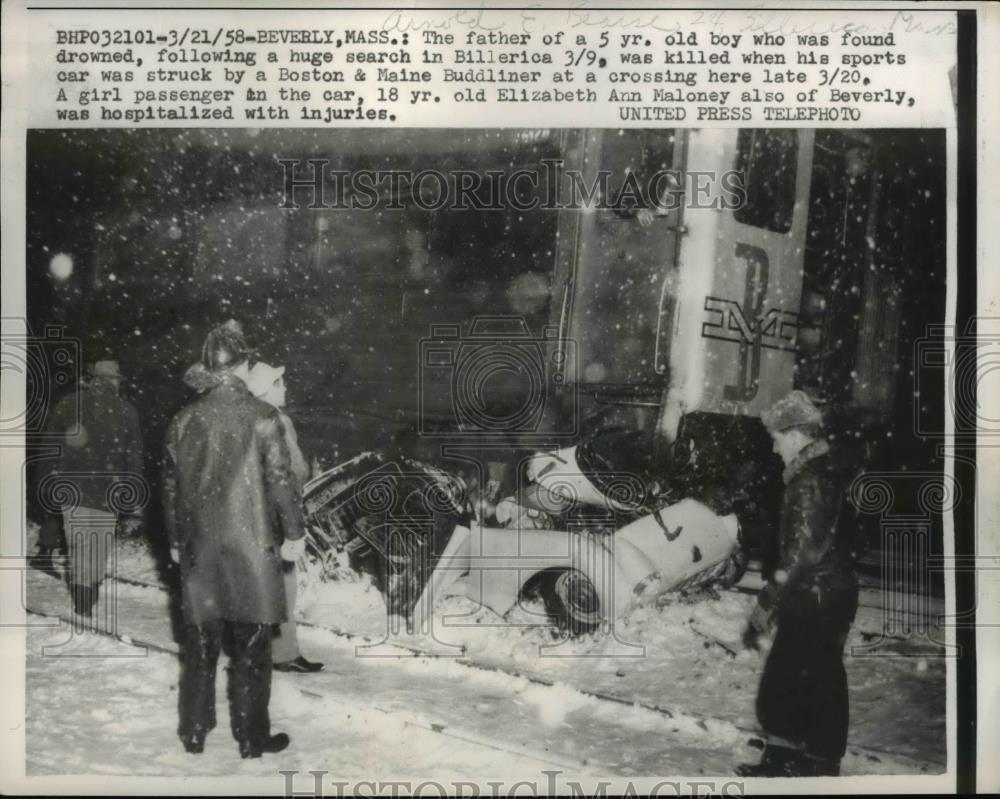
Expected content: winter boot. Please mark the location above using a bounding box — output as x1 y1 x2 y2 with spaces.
798 752 841 776
180 728 208 754
239 732 290 759
273 655 325 673
736 743 806 777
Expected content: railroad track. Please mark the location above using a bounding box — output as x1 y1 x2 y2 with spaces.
53 569 946 772
24 595 589 773
103 572 705 721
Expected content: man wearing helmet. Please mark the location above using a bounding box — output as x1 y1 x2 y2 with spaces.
163 320 306 759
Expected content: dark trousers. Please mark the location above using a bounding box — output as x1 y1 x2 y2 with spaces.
39 514 65 549
178 620 273 746
756 584 858 762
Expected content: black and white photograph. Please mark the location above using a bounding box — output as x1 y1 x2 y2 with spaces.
18 125 951 780
1 1 995 795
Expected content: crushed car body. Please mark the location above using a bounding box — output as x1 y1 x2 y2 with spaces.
302 442 743 634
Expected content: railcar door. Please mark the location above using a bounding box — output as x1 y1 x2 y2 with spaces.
548 129 688 402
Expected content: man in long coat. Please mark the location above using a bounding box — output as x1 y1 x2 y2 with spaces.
163 322 306 758
37 359 144 617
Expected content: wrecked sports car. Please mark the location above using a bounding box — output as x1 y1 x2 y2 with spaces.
302 438 746 635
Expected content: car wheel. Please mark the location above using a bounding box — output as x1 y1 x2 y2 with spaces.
545 569 602 635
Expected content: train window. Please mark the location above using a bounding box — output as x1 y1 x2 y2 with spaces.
733 130 798 233
806 132 872 259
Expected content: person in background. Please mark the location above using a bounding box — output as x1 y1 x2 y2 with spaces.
35 359 144 619
737 390 860 778
29 513 66 579
245 361 324 674
163 321 303 758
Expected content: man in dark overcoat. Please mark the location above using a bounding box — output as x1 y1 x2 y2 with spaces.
738 390 860 777
36 359 144 617
163 321 306 758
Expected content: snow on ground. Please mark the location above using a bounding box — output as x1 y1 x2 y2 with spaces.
111 531 948 765
25 572 769 781
24 624 549 782
23 524 947 777
292 548 946 769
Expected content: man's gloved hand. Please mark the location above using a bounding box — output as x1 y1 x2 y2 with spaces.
169 546 180 565
280 537 306 563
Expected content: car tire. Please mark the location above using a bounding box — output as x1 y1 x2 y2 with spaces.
544 569 602 636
